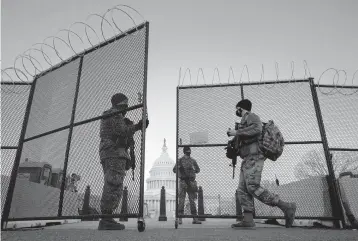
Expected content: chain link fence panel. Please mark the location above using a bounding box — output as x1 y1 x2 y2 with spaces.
317 86 358 226
176 80 339 220
317 87 358 150
3 23 149 221
24 60 80 139
242 82 321 142
1 84 30 217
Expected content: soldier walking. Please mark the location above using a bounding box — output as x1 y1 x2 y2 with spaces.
98 93 148 230
173 146 202 225
227 99 296 229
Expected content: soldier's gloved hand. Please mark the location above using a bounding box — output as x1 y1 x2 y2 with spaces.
125 160 131 171
136 120 143 130
227 128 236 137
136 118 149 130
124 117 133 125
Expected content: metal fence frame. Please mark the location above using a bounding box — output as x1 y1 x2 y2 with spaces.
175 78 358 229
1 22 150 231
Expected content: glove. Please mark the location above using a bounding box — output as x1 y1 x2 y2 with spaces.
124 118 133 125
136 119 149 130
125 159 131 171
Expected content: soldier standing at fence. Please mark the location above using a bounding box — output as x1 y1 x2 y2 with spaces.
227 99 296 229
98 93 149 230
173 146 202 225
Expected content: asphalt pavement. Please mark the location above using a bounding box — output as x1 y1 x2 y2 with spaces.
2 218 357 241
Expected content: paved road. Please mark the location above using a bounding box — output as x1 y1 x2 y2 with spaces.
2 218 357 241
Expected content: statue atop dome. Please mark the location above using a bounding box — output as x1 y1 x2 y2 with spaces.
162 138 168 153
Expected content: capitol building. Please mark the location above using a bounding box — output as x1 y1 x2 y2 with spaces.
144 139 176 218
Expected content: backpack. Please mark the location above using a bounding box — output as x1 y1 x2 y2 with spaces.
178 159 198 194
259 120 284 161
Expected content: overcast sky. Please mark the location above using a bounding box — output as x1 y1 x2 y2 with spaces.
1 0 358 197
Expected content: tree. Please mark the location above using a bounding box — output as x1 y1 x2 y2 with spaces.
294 149 358 180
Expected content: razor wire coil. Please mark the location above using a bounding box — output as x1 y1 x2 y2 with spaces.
178 61 357 96
1 4 146 94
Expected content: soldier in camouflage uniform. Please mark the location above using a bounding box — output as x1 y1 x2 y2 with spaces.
173 146 202 225
98 93 148 230
227 99 296 229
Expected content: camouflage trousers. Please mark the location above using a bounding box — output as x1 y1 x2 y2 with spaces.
178 180 198 215
100 157 126 215
238 153 280 212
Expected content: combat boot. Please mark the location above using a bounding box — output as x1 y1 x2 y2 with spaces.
98 219 125 230
231 212 255 229
277 200 297 228
192 218 202 224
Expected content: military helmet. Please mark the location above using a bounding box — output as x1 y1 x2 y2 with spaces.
111 93 128 106
183 146 191 153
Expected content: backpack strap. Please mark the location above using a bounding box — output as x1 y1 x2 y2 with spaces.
179 158 187 179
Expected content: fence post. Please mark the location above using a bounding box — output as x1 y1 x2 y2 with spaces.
159 186 167 221
120 186 128 221
198 186 205 221
58 56 84 217
309 78 345 228
138 21 150 221
175 86 179 227
240 85 244 100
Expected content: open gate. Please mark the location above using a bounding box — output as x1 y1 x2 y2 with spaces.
1 22 150 232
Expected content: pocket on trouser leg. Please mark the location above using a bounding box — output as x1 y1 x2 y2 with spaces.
246 172 262 195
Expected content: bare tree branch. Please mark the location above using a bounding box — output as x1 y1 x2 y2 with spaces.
294 150 358 180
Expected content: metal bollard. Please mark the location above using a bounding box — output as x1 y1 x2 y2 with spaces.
120 186 128 221
198 186 205 221
81 185 91 221
236 189 243 221
159 186 167 221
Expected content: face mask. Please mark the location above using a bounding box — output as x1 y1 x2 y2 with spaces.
236 109 243 117
115 104 128 116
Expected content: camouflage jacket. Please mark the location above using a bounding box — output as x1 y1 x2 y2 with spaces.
173 156 200 181
235 112 262 158
99 107 138 161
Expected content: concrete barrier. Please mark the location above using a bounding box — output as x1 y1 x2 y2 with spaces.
254 176 332 218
